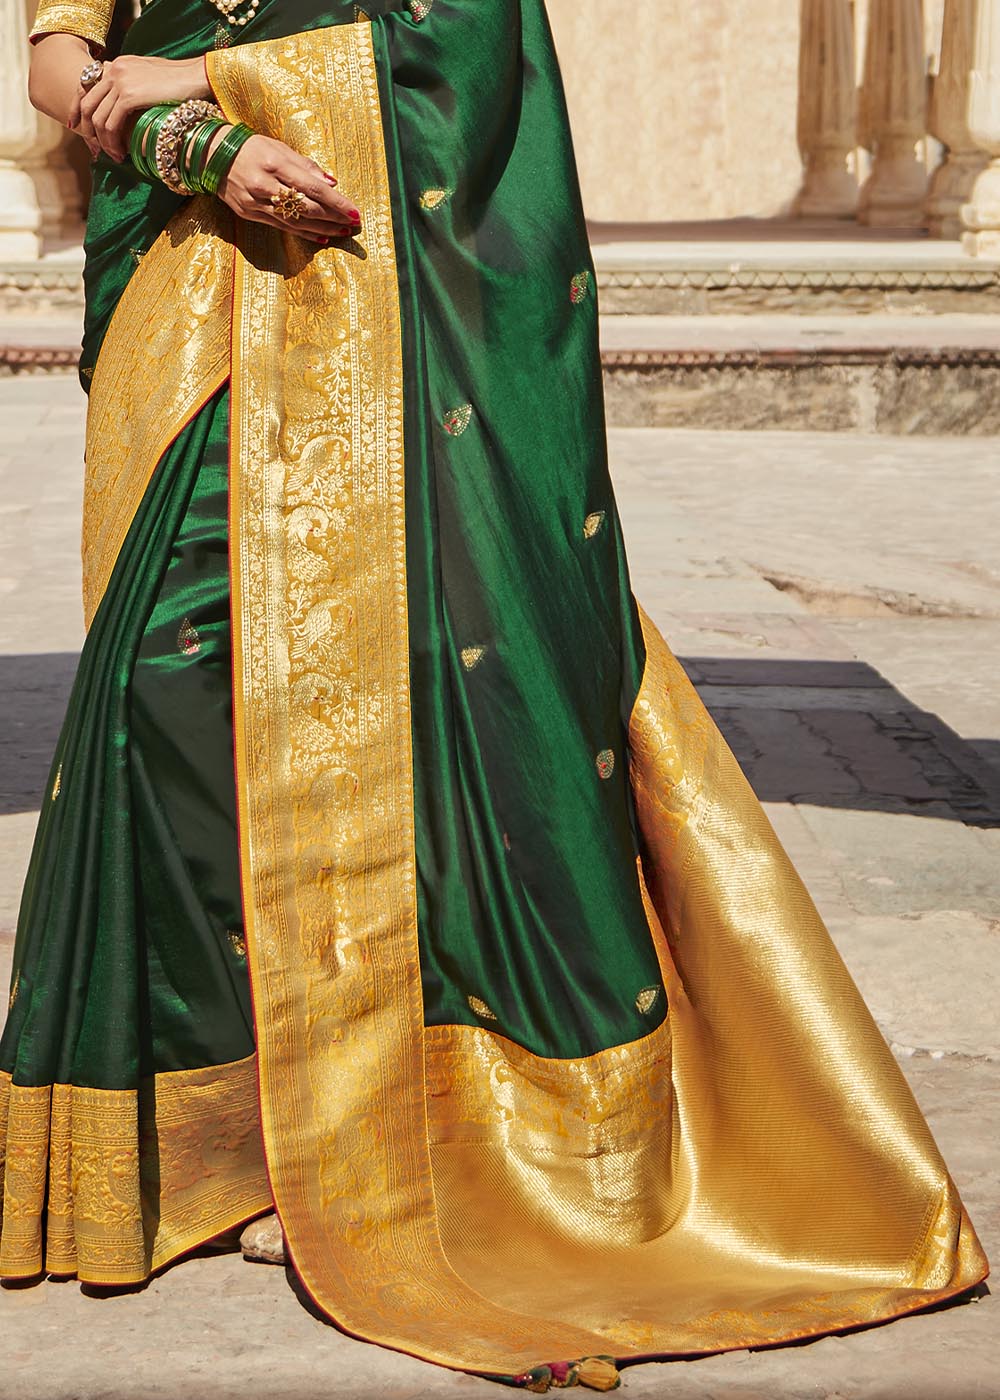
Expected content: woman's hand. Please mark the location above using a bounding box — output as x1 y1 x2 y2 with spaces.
216 133 362 244
70 55 213 163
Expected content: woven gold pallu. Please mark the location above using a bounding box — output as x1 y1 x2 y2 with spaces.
1 13 986 1388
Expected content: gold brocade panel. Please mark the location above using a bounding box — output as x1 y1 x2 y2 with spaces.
0 1058 270 1283
83 201 233 628
421 612 986 1360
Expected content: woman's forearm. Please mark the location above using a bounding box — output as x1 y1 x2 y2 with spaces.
28 33 93 126
30 43 214 162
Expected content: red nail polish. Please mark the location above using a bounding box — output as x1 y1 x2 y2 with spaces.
316 237 330 246
324 174 338 185
348 209 361 222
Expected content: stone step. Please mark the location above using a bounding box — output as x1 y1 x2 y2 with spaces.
592 229 1000 315
5 299 1000 434
599 313 1000 435
6 226 1000 317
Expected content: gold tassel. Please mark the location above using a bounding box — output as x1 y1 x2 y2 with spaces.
572 1357 621 1391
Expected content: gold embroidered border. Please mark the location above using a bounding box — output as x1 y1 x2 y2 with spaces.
29 0 114 47
83 200 233 628
425 1020 676 1249
0 1057 270 1283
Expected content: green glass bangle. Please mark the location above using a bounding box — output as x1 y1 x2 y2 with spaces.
129 104 177 184
129 110 161 183
195 122 254 196
181 118 226 191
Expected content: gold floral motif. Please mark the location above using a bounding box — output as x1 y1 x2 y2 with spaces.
129 247 147 267
0 1057 269 1283
51 764 62 801
213 21 233 48
227 929 247 958
467 994 499 1022
354 4 370 18
595 748 615 780
408 0 433 19
80 365 94 380
7 973 18 1013
569 270 592 304
461 645 486 671
420 187 453 211
635 985 661 1015
583 511 606 539
442 403 473 436
177 617 201 655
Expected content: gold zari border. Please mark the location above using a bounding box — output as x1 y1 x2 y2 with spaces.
0 1057 270 1283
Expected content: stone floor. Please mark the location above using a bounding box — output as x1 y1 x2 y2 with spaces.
0 377 997 1399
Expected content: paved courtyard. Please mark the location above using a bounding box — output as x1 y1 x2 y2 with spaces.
0 373 997 1399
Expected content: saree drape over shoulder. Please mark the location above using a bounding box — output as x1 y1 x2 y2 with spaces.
1 0 987 1388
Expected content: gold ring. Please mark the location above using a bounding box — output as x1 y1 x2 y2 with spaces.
269 185 308 222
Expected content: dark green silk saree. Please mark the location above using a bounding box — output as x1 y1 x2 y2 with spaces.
1 0 987 1389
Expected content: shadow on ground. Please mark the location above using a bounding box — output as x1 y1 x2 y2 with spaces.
683 655 1000 829
1 652 79 815
2 652 998 827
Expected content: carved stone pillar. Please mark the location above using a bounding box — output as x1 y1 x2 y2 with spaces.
858 0 930 224
793 0 859 217
961 0 1000 253
926 0 989 236
47 131 88 239
26 125 86 245
0 0 44 258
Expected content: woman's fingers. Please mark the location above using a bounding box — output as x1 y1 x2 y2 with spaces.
240 200 355 242
254 208 355 240
281 156 362 226
88 87 124 158
98 94 132 161
66 88 83 130
77 73 112 126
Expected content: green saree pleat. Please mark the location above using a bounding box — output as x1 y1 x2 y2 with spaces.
1 385 252 1088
